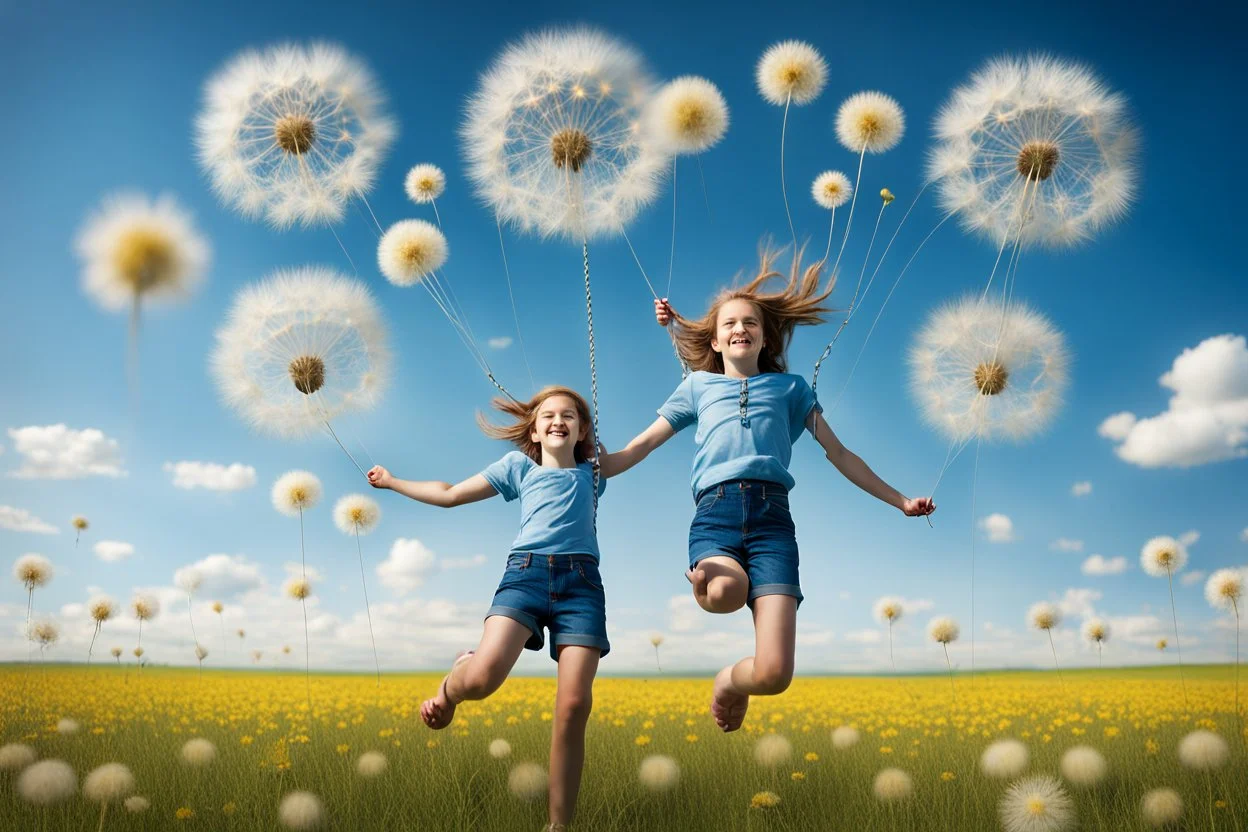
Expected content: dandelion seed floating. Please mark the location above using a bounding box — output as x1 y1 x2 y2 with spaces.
1082 617 1110 668
71 516 89 547
334 494 382 688
1205 568 1244 717
87 595 116 663
13 554 53 634
196 42 396 230
1141 535 1190 709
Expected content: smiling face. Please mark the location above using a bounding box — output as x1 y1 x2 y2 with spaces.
529 394 588 462
711 298 765 366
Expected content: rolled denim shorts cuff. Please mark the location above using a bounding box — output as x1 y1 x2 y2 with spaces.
486 606 541 642
747 583 804 607
550 633 611 659
689 550 747 571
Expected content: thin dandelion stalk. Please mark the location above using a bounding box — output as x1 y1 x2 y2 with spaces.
1167 569 1190 711
1047 629 1066 692
779 91 797 254
355 530 381 690
299 506 311 709
822 206 837 264
942 643 956 707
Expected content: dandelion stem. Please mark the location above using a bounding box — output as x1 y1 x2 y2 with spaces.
654 644 662 673
1047 629 1066 692
430 198 443 229
830 145 868 282
88 623 100 665
666 155 677 300
356 530 381 690
822 206 837 264
299 506 312 711
322 419 367 477
495 217 536 395
779 92 797 256
1206 770 1215 831
942 643 956 707
1167 570 1190 712
695 154 712 224
97 802 108 832
969 437 982 690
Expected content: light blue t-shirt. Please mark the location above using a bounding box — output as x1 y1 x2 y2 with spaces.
658 371 821 499
481 451 606 560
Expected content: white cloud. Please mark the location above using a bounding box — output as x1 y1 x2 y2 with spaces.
377 538 440 594
843 629 882 644
1180 570 1207 587
487 336 513 350
979 513 1017 543
6 425 125 479
443 555 488 570
282 562 326 584
1057 588 1102 618
164 461 256 491
1050 538 1084 552
838 591 851 601
93 540 134 562
796 629 835 647
0 505 59 534
1178 530 1200 548
1081 555 1127 576
1071 481 1092 497
174 554 265 597
1098 334 1248 467
668 595 701 633
1241 527 1248 543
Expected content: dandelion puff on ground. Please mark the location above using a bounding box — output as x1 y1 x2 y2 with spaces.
1177 730 1229 770
832 725 860 749
56 718 79 735
836 92 906 154
181 738 217 767
873 768 913 802
508 762 548 801
1140 788 1183 828
124 796 150 814
647 76 729 155
749 791 782 810
981 739 1029 779
813 171 852 210
754 734 793 767
999 775 1075 832
1059 746 1107 787
0 744 37 771
405 164 446 204
17 760 76 806
638 754 680 792
488 739 512 759
756 41 826 105
83 762 136 803
356 751 387 778
378 220 448 286
279 791 325 830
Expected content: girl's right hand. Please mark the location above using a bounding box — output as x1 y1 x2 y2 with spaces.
367 465 392 489
654 297 673 327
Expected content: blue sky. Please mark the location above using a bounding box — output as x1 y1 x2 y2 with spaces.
0 0 1243 675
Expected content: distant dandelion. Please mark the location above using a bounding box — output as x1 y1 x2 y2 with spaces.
488 739 512 759
0 744 37 771
1059 746 1107 787
1028 602 1065 685
832 726 861 750
638 754 680 792
647 76 729 155
87 595 116 662
124 796 150 814
252 649 264 663
181 738 217 767
17 759 76 806
130 594 158 659
508 762 548 801
56 718 79 735
981 739 1029 779
213 601 227 657
649 633 664 672
71 516 89 547
110 646 122 665
756 41 826 106
929 616 960 705
813 171 853 210
874 596 905 672
282 644 292 655
1177 730 1228 771
1156 638 1167 652
999 775 1074 832
749 791 782 810
279 791 325 830
1082 618 1110 667
29 620 60 658
405 164 446 205
1205 567 1244 715
754 734 793 767
377 220 448 287
872 768 913 802
1141 535 1190 709
1140 788 1183 828
356 751 387 778
274 471 323 517
286 578 313 600
194 644 209 677
14 554 53 634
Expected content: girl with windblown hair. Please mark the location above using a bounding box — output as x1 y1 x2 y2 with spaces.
601 248 934 732
368 385 611 832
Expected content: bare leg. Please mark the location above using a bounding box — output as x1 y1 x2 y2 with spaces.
421 615 531 729
687 555 749 614
711 594 797 732
548 645 600 828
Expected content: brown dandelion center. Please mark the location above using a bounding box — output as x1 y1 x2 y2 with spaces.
288 355 325 395
1017 140 1059 181
858 114 882 139
973 361 1009 395
417 177 436 193
399 242 431 270
115 229 176 291
1026 798 1046 817
674 101 709 135
275 115 317 155
1157 551 1174 566
783 67 803 85
551 128 593 172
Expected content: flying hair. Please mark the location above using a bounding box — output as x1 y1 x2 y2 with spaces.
477 385 596 465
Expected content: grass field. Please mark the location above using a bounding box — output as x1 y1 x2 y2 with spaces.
0 664 1244 830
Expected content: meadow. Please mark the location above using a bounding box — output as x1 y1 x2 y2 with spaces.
0 664 1244 831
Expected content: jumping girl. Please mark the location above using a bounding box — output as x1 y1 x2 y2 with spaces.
367 385 609 832
600 249 934 732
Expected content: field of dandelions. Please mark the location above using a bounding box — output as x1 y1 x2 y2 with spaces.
1 665 1244 831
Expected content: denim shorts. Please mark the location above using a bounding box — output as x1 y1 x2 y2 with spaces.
487 553 611 660
688 480 802 608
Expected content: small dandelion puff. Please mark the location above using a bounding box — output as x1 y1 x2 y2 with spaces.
1141 536 1188 576
508 762 548 801
929 616 960 644
1205 568 1243 610
756 41 826 105
836 92 906 154
750 791 782 809
0 743 37 771
72 516 89 546
14 554 53 590
1156 638 1167 651
981 739 1030 779
812 171 852 209
649 634 664 647
333 494 381 535
211 601 223 614
132 647 144 659
285 577 314 600
872 768 914 802
1059 746 1107 787
638 754 680 792
130 595 158 621
488 739 512 759
1028 602 1061 631
1177 730 1229 770
89 596 116 624
874 596 905 624
17 759 77 806
30 620 61 652
124 795 150 814
999 775 1075 832
647 76 729 155
1140 788 1183 828
282 644 292 655
404 164 446 204
252 649 264 663
1082 618 1109 644
181 738 217 767
279 791 325 830
56 718 79 735
195 644 209 662
272 471 323 516
356 751 387 778
83 763 136 804
110 647 122 661
377 220 448 286
754 734 793 767
832 726 861 750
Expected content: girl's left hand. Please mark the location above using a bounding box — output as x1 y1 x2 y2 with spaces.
902 497 935 517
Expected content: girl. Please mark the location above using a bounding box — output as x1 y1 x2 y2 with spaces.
600 249 934 733
367 385 610 832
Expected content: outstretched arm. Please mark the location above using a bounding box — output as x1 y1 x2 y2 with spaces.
599 417 676 478
807 411 935 517
367 465 497 508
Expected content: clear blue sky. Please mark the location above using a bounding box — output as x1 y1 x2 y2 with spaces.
1 0 1243 674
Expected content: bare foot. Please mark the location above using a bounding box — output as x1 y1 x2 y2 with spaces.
710 665 749 732
421 651 474 730
686 567 709 608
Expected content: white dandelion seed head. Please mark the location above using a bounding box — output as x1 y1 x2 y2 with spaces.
252 649 263 662
646 76 729 155
178 568 203 593
831 725 860 749
181 738 217 766
999 775 1075 832
928 616 960 644
83 763 136 804
649 633 664 647
1059 745 1107 787
836 91 905 154
279 790 325 830
1204 568 1244 610
377 220 448 286
638 754 680 791
872 768 913 802
756 40 827 106
1140 788 1183 828
753 734 793 767
285 577 314 601
88 595 116 623
124 795 150 813
197 42 396 230
14 554 53 589
75 192 210 312
404 163 446 204
1082 618 1110 644
1177 730 1229 771
488 739 512 759
212 267 391 439
508 762 548 801
30 620 60 647
1140 536 1188 577
463 26 666 242
873 596 905 624
909 296 1069 444
812 170 852 209
55 718 78 734
16 760 77 806
212 601 224 614
72 516 89 531
272 470 323 516
132 647 144 658
931 54 1137 250
130 594 159 621
356 751 388 778
334 494 381 535
110 647 123 658
194 644 209 661
1028 601 1062 631
981 739 1030 779
0 743 37 771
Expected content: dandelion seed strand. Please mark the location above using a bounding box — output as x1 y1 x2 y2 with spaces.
779 92 798 256
359 195 386 237
430 199 442 229
695 154 713 224
298 506 312 711
943 642 956 707
830 145 868 281
495 217 537 394
969 436 982 689
822 206 837 265
356 529 381 690
666 155 677 300
1047 628 1066 692
321 418 367 477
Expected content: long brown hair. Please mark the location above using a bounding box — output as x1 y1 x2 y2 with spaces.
477 385 595 465
668 245 836 374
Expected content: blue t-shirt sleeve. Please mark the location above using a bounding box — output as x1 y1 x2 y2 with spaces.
657 375 697 432
790 375 822 440
480 451 528 502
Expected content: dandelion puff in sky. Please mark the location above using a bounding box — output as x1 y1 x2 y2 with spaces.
1177 730 1229 770
334 494 381 534
1141 536 1187 576
981 739 1030 779
356 751 387 778
181 738 216 767
930 54 1137 250
929 617 960 644
71 516 89 546
647 76 729 155
756 41 826 105
909 296 1068 444
31 620 60 654
999 775 1075 832
14 554 52 632
1028 602 1061 630
1140 788 1182 828
872 768 913 802
196 42 396 229
489 739 512 759
124 796 150 814
279 791 325 830
638 754 680 792
754 734 793 767
873 596 904 624
285 577 314 600
832 726 860 749
212 267 391 440
377 220 448 286
463 26 665 242
0 744 37 771
836 92 905 154
17 760 76 806
273 471 323 516
1204 568 1243 609
508 762 548 800
83 762 136 804
812 171 852 210
1059 746 1107 787
405 164 446 204
1082 618 1109 644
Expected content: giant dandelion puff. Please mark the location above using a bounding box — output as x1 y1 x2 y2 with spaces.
211 267 390 472
333 493 382 687
1205 568 1244 717
274 470 321 706
13 554 53 635
1141 535 1189 709
999 775 1075 832
196 42 396 230
87 595 116 663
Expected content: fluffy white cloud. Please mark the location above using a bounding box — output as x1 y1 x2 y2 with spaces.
843 629 883 644
163 461 256 491
487 336 513 350
443 555 488 570
1050 538 1084 552
173 554 264 597
1071 481 1092 497
1081 555 1127 576
1098 334 1248 467
93 540 134 562
668 595 701 633
1178 530 1200 548
5 425 124 479
0 505 59 534
1180 570 1207 587
979 513 1017 543
1057 588 1102 618
377 538 440 594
